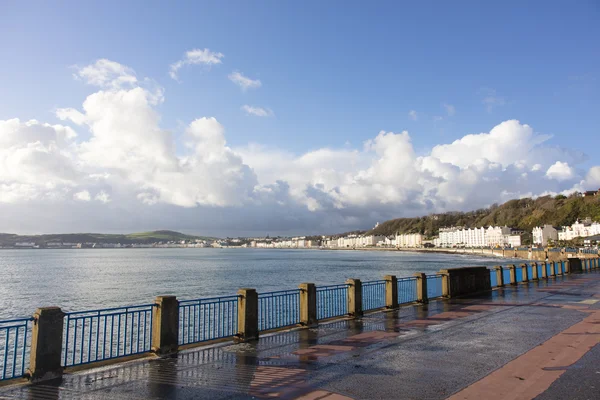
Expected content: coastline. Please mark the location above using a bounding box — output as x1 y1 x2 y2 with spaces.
316 246 512 259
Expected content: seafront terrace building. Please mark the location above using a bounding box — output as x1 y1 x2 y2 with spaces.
532 225 558 246
558 219 600 241
433 226 520 248
395 233 423 248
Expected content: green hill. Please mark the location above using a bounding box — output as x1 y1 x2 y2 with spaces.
368 193 600 240
0 230 217 246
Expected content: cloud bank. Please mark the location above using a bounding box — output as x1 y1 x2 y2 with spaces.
1 59 597 236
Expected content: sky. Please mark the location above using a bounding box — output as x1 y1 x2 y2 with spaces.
0 0 599 237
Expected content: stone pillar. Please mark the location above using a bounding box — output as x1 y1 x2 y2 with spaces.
520 264 529 283
493 266 504 287
508 264 517 285
541 262 548 278
557 261 563 276
27 307 65 382
549 261 556 277
531 262 539 280
298 283 317 327
346 279 363 317
441 272 450 297
384 275 398 309
565 259 571 274
152 296 179 354
236 289 259 342
414 273 429 304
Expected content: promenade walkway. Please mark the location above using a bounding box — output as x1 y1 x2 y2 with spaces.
1 271 599 399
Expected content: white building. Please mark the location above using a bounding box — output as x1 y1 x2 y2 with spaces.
505 235 522 247
15 242 36 247
532 225 558 246
435 226 517 248
558 219 600 241
395 233 423 248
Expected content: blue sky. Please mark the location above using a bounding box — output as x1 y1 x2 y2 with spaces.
0 1 599 235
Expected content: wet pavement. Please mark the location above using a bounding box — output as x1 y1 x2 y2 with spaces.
1 271 599 400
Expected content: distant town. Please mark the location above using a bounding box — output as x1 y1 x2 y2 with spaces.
2 190 599 251
2 217 599 251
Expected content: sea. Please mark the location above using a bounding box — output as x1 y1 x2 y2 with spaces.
0 248 506 319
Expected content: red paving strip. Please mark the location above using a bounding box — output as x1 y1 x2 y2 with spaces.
447 308 600 400
294 390 354 399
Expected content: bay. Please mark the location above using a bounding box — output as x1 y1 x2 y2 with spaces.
0 248 507 319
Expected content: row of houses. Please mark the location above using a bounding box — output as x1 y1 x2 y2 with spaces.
320 233 424 248
432 226 522 248
249 237 320 248
533 218 600 246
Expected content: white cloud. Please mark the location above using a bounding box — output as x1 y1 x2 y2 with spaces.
430 120 550 168
545 161 576 181
74 190 91 201
583 167 600 189
443 103 455 116
241 105 273 117
74 59 137 89
228 71 261 90
95 191 111 203
169 48 224 80
408 110 418 121
1 58 597 235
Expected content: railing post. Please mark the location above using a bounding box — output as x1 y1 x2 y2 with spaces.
557 261 563 276
345 279 363 317
151 296 179 355
441 272 450 297
384 275 398 309
520 264 529 283
493 266 504 287
531 262 539 280
508 264 517 285
541 262 548 278
550 261 556 277
414 273 428 304
27 307 64 382
236 289 259 342
298 283 317 327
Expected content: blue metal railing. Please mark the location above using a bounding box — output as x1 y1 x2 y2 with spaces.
427 274 443 298
316 284 348 320
549 248 561 252
502 268 511 284
490 268 498 287
258 290 300 331
362 280 386 311
527 264 533 280
62 304 153 367
398 277 417 304
0 318 32 381
179 296 238 345
515 267 523 283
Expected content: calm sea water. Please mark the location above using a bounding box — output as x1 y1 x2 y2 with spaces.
0 248 505 319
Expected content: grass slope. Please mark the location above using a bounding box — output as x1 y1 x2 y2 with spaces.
368 193 600 239
0 230 217 246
